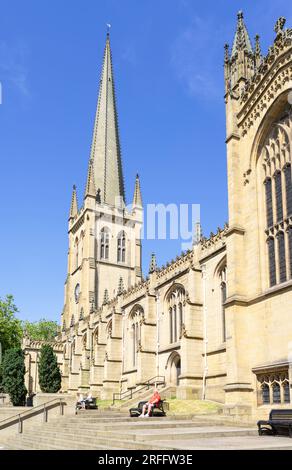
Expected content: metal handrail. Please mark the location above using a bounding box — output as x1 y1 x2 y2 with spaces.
0 397 65 433
112 375 165 405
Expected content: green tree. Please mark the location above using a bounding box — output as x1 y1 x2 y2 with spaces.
0 295 22 356
2 348 27 405
38 345 61 393
22 319 59 341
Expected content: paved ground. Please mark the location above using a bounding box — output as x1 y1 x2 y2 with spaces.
1 410 292 450
161 435 292 450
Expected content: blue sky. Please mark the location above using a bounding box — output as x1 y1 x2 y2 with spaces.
0 0 291 322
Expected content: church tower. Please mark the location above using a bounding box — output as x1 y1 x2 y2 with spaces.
223 12 292 409
62 32 143 329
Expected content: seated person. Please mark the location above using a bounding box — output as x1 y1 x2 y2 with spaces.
139 389 161 417
76 393 86 411
84 392 93 406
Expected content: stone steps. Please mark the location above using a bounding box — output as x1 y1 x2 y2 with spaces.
1 425 258 450
16 423 257 441
3 433 170 450
0 409 264 450
32 419 207 432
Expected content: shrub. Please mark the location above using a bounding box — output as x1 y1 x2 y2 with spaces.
2 348 27 406
38 345 61 393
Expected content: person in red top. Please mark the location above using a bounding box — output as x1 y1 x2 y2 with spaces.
139 389 161 417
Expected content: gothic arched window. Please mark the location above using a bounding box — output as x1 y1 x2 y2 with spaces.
284 380 290 404
80 231 84 264
74 237 79 270
167 286 185 344
178 303 183 337
260 114 292 287
169 307 173 344
288 227 292 277
100 228 109 260
117 231 126 263
284 164 292 216
129 305 144 367
264 178 273 228
257 371 290 406
261 383 270 405
267 237 276 286
277 231 287 283
272 382 281 404
274 170 283 223
219 266 227 343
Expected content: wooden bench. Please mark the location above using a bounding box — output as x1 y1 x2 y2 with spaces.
129 399 168 417
257 409 292 437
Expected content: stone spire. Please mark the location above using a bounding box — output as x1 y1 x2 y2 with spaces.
132 174 143 208
149 253 157 274
84 159 96 199
225 11 255 93
231 11 253 59
88 31 125 206
69 185 78 219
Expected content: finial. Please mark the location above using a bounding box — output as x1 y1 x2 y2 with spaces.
106 23 111 35
193 222 202 245
70 184 78 219
237 11 244 20
224 43 229 62
117 277 124 295
132 173 143 208
103 289 109 305
274 17 286 35
149 253 157 274
255 34 261 57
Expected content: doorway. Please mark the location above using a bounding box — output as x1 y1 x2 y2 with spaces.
167 352 181 386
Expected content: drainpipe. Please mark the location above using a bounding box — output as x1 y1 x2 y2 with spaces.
122 311 125 375
34 352 38 393
202 264 208 400
155 291 160 383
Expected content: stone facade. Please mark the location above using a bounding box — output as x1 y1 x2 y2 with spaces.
23 13 292 419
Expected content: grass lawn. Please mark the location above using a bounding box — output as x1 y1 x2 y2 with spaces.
95 399 122 409
94 398 222 416
166 399 222 415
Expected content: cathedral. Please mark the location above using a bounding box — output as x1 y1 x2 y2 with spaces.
23 12 292 419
